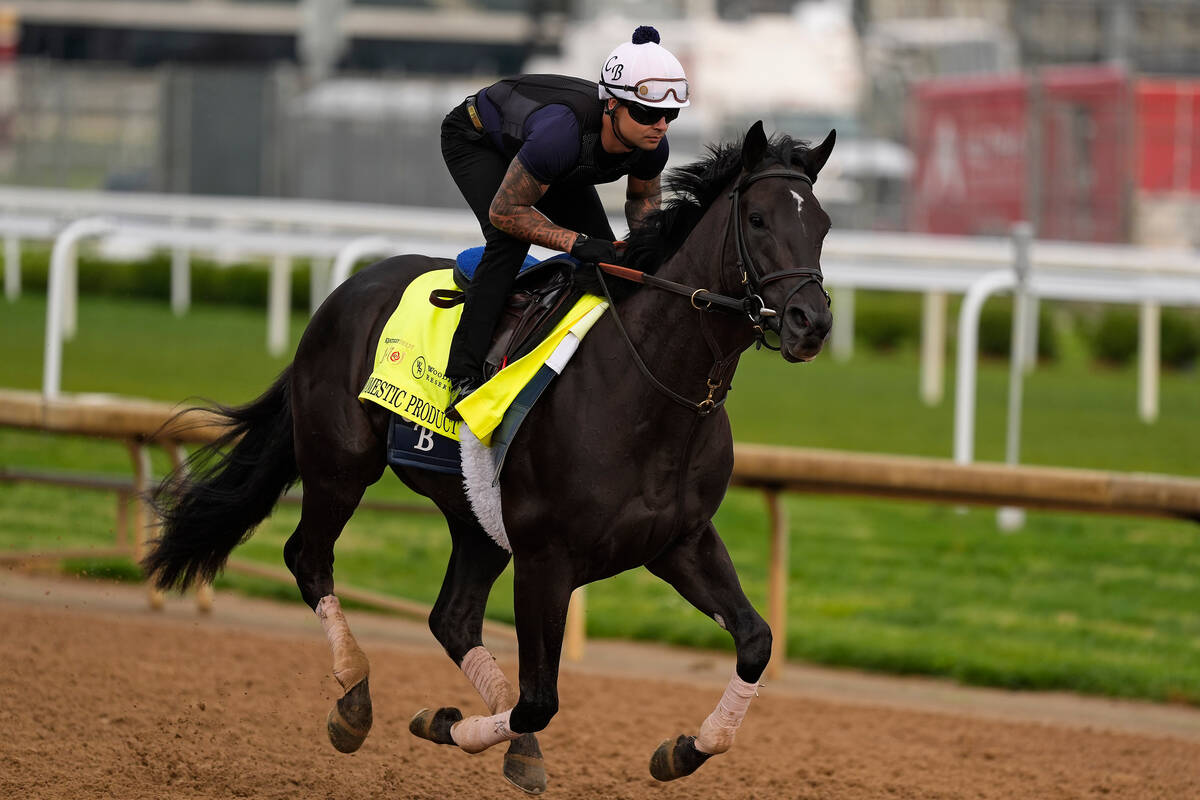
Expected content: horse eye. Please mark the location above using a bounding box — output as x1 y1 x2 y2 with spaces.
749 213 765 228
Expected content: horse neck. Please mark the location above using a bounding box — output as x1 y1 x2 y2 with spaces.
614 190 755 404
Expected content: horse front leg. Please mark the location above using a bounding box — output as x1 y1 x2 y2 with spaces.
408 518 547 793
644 521 772 781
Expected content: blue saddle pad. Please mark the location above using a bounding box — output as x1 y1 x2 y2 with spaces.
387 415 461 475
455 247 541 282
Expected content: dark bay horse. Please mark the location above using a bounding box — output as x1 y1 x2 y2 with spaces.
144 121 835 793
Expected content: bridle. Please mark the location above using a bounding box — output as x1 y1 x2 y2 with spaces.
595 165 830 415
726 168 831 349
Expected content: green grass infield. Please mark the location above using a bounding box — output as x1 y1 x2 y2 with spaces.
2 292 1198 705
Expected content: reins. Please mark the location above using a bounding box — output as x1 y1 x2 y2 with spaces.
593 264 741 415
594 166 828 416
596 262 766 318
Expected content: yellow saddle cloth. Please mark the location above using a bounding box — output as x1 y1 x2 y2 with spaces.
358 268 607 445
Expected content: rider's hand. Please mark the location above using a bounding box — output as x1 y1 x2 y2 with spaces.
569 233 620 265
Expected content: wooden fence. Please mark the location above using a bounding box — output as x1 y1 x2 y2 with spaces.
3 389 1198 676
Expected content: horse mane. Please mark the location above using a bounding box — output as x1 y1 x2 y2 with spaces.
576 132 810 302
625 133 810 275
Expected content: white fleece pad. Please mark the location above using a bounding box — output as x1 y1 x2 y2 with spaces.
459 423 510 552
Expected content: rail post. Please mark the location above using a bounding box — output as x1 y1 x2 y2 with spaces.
166 441 213 612
1138 300 1160 423
4 231 18 300
170 216 190 316
999 222 1033 531
831 286 854 362
953 269 1016 465
267 249 292 357
920 290 947 406
765 489 789 680
127 441 166 611
44 217 116 398
310 256 331 314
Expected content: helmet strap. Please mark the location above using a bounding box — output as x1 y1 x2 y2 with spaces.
605 101 636 151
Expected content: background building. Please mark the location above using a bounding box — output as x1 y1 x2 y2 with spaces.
0 0 1196 242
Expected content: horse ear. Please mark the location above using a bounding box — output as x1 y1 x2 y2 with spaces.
799 129 836 182
742 121 768 171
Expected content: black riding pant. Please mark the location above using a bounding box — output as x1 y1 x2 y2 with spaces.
440 99 615 382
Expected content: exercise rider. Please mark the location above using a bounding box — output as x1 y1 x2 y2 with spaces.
439 25 691 420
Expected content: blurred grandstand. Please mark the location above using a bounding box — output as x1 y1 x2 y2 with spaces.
0 0 1196 241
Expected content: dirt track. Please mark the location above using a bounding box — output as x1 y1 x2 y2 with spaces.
2 569 1199 800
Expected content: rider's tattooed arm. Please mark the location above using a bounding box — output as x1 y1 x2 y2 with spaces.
489 159 580 252
625 174 661 233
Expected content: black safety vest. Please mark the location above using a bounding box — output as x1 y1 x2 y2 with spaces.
483 74 657 186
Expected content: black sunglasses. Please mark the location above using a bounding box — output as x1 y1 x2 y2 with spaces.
622 101 679 126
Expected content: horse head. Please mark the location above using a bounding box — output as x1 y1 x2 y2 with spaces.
735 121 835 363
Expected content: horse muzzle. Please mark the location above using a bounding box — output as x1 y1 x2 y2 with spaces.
779 301 832 363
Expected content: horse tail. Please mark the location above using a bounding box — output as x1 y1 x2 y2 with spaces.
143 368 299 590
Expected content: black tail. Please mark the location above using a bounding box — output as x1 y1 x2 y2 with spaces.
143 368 299 590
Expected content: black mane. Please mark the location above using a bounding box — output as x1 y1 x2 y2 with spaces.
577 133 810 302
624 133 810 275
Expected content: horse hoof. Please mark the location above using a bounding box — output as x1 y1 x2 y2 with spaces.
327 677 373 753
503 733 547 794
408 706 463 746
649 734 712 782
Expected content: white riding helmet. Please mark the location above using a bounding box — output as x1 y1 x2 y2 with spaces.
598 26 690 109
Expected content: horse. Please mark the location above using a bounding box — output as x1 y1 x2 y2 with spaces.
143 120 835 793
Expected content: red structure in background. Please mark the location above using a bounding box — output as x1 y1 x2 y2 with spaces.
1036 67 1129 242
907 75 1028 237
0 7 16 164
908 66 1135 243
1137 80 1200 196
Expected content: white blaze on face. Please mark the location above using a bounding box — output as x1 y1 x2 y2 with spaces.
790 189 805 218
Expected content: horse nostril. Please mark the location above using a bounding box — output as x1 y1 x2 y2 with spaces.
787 306 810 328
815 310 833 338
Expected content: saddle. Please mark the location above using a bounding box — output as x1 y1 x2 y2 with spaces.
432 248 588 382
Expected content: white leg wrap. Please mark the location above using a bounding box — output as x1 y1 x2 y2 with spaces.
316 595 369 691
694 672 760 755
450 708 519 754
461 646 517 714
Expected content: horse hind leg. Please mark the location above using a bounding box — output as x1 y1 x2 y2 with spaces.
438 552 576 778
285 464 383 754
458 647 545 794
644 522 772 781
410 647 546 792
318 594 373 753
407 516 547 794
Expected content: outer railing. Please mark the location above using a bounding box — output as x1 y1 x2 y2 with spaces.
7 189 1200 524
3 389 1196 677
7 188 1198 418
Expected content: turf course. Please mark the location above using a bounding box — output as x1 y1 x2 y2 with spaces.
2 292 1198 704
